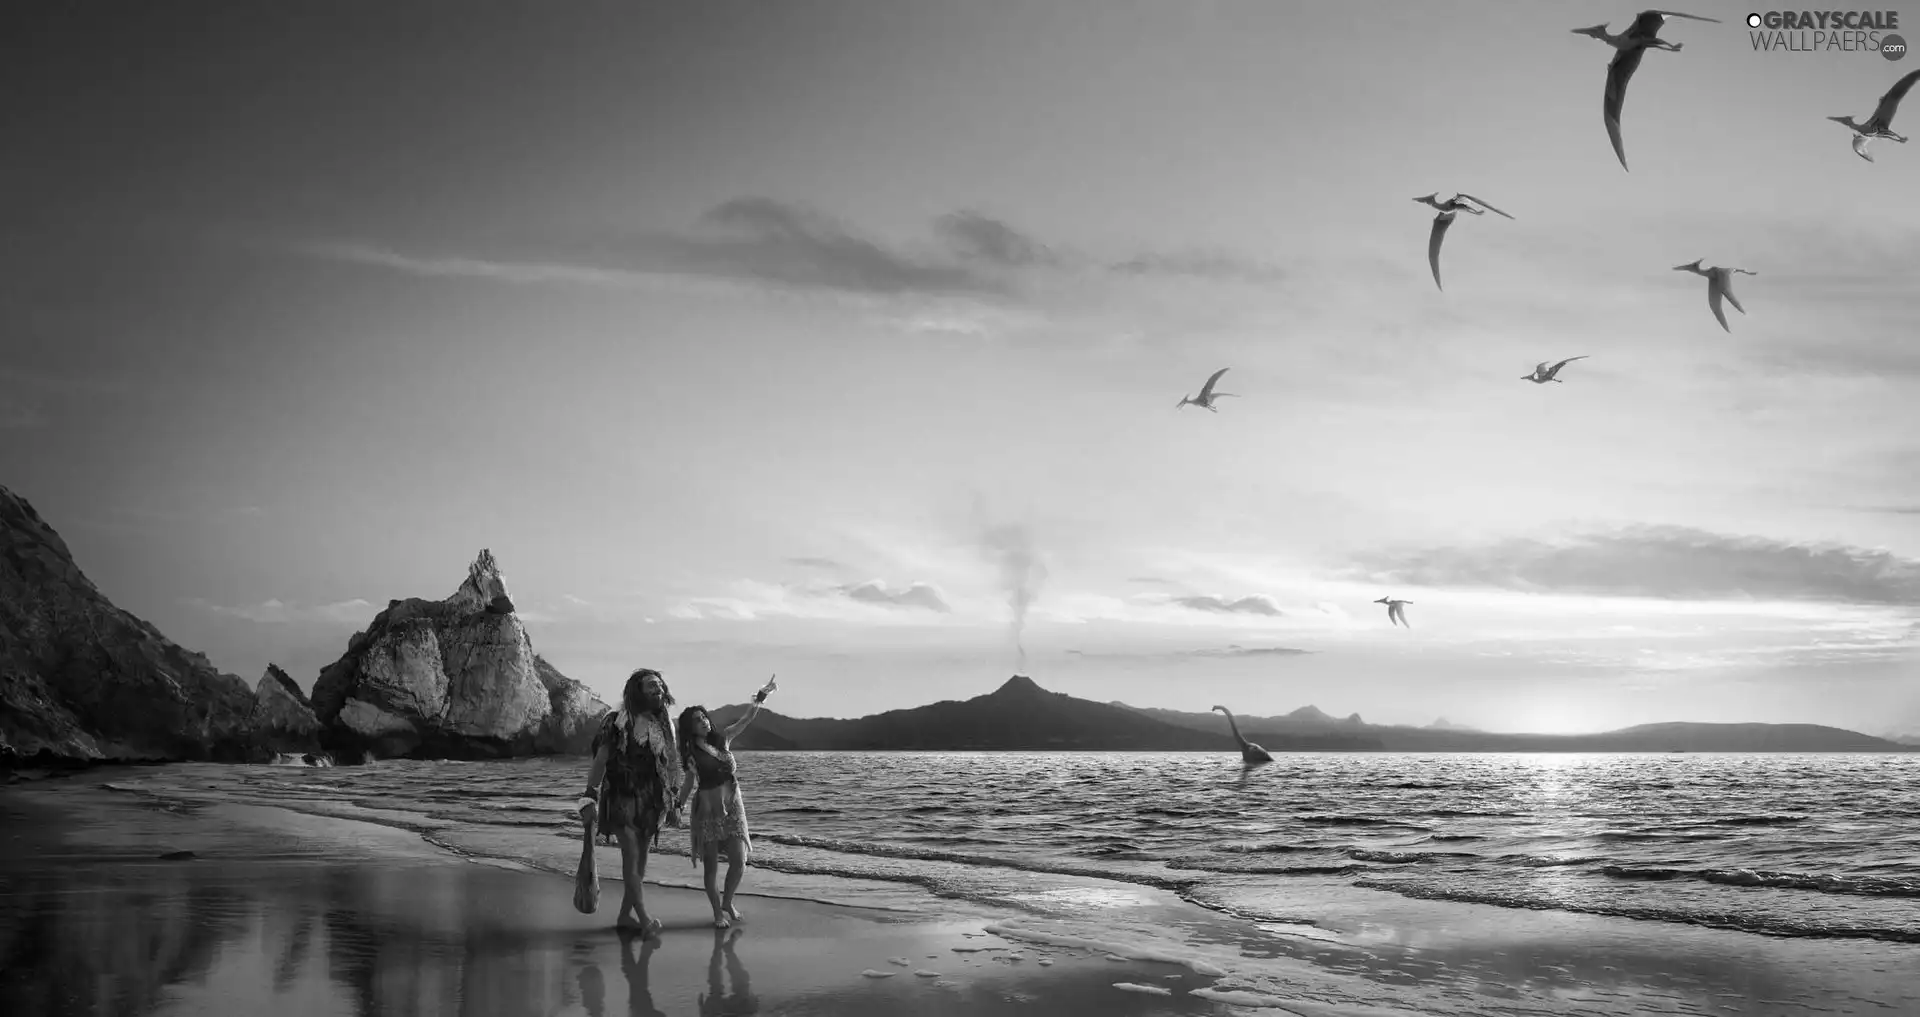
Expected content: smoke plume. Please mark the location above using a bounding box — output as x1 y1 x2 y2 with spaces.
978 520 1048 671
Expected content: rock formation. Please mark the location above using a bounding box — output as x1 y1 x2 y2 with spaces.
0 485 259 764
249 663 325 757
309 549 608 762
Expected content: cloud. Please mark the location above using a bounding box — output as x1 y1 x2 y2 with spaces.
1854 505 1920 515
837 579 951 612
299 241 659 290
1344 524 1920 606
669 577 955 622
1065 643 1312 660
657 198 1009 297
1107 249 1287 284
1187 644 1312 658
788 556 844 571
296 199 1281 307
1034 589 1358 633
1170 593 1286 617
191 597 374 625
933 210 1062 269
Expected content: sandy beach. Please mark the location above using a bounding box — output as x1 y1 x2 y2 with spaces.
0 773 1244 1017
4 768 1917 1017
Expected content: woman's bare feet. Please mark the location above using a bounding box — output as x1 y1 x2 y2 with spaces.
618 913 663 937
723 904 744 923
712 912 731 929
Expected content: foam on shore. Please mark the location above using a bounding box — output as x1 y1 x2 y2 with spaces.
23 767 1920 1017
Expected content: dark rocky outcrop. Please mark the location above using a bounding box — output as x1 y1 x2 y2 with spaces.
309 549 608 762
0 485 259 765
249 663 324 757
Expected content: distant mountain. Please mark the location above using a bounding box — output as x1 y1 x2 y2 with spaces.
1117 703 1912 753
709 675 1231 751
702 676 1916 753
1426 717 1479 732
1112 703 1384 750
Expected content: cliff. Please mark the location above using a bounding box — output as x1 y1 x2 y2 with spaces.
0 485 258 764
308 550 608 762
249 663 324 757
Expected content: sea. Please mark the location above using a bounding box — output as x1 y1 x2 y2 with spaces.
97 750 1920 1012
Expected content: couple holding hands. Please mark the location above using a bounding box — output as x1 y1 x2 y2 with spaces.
578 668 777 934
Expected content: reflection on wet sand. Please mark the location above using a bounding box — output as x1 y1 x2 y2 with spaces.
615 928 665 1017
699 927 757 1016
0 859 637 1017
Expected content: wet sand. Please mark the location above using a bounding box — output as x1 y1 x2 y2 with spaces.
0 777 1239 1017
3 772 1917 1017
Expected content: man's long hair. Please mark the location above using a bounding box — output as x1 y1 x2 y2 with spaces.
621 668 674 720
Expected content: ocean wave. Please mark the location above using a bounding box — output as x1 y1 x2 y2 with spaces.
1213 841 1331 855
1345 849 1478 864
1294 815 1428 829
1604 865 1920 898
1594 830 1730 842
1499 853 1606 868
1165 855 1373 877
760 833 1198 891
1353 878 1920 944
80 752 1920 958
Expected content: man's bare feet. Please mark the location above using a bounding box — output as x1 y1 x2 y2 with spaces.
713 913 731 929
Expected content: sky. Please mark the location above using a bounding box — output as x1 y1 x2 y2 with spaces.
3 0 1917 735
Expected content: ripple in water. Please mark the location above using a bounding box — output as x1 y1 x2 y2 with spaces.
102 750 1920 944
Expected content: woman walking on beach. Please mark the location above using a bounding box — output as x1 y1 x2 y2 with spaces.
673 676 775 928
579 668 683 935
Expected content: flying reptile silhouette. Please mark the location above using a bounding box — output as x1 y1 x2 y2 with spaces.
1672 260 1757 332
1412 193 1514 291
1575 10 1722 171
1522 356 1589 384
1177 368 1236 412
1829 68 1920 162
1373 597 1412 628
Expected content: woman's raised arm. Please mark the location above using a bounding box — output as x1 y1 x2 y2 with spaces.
723 700 763 743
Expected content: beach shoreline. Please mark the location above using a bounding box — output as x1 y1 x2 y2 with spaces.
0 773 1258 1017
4 767 1918 1017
